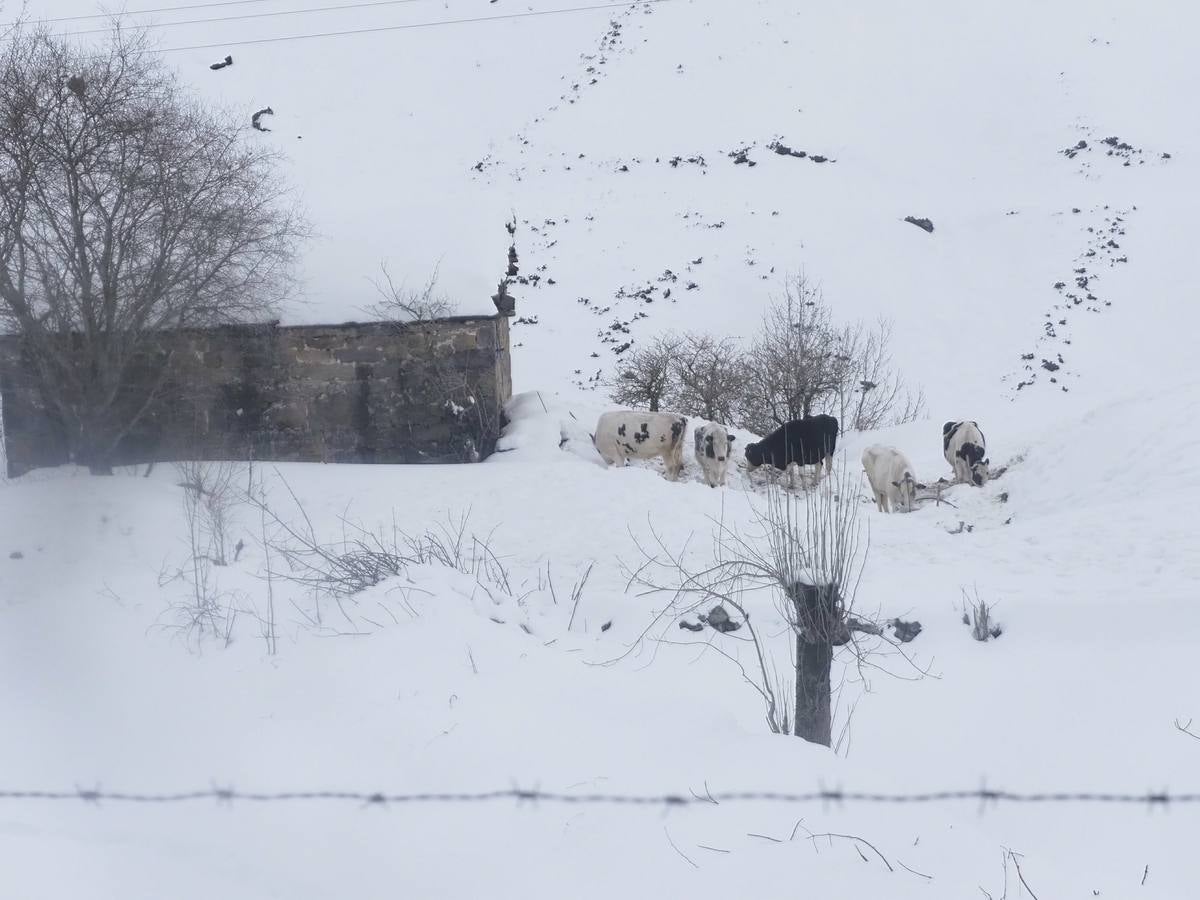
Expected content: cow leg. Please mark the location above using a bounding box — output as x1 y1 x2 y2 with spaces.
876 490 887 513
824 454 832 477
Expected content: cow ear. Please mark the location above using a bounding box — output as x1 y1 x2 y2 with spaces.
728 434 736 442
891 480 900 488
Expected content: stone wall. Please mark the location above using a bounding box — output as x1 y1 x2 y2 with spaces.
0 315 512 477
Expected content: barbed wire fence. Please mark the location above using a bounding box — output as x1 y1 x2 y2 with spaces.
2 785 1197 809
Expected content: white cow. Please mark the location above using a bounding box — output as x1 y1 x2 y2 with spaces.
862 445 918 513
693 422 735 488
593 410 688 480
943 420 989 486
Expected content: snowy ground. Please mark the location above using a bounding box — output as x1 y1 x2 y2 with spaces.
4 1 1200 897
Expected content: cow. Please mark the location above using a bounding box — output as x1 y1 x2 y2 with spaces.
693 423 735 488
593 410 688 480
743 415 839 484
943 420 989 486
862 445 918 513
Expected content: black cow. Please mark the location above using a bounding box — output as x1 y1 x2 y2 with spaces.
943 420 989 485
744 414 839 477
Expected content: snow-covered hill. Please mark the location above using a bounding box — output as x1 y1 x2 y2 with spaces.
4 1 1200 897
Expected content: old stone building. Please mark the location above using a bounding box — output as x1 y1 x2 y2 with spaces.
0 313 512 477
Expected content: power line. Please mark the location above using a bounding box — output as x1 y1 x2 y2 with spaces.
6 0 283 26
153 0 670 53
2 785 1198 808
63 0 437 37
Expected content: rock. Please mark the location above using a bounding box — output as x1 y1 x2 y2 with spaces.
904 216 935 233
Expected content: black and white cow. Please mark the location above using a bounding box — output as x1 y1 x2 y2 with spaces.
693 422 735 488
743 414 839 480
593 410 688 480
943 421 989 486
862 445 918 513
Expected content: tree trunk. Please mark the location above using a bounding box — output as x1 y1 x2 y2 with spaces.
791 582 837 746
794 631 832 745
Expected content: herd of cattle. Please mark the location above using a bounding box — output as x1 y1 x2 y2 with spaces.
590 410 990 512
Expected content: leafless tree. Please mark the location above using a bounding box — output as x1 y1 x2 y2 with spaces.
736 275 925 435
669 332 744 423
738 276 843 434
608 332 681 412
366 261 455 323
831 318 926 431
0 26 304 473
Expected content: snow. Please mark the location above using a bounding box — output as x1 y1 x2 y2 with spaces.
4 0 1200 897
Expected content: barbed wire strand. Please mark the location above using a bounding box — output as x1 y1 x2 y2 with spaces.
1 786 1196 807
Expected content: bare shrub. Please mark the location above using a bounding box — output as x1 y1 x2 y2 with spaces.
608 333 681 412
366 261 455 323
669 332 745 423
245 473 511 616
174 460 244 566
159 461 249 648
0 26 304 474
832 318 926 430
962 587 1002 641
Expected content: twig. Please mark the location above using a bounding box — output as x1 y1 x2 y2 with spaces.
747 832 782 843
663 827 698 868
898 859 932 880
1175 718 1200 741
697 844 730 854
1141 864 1149 886
1006 849 1039 900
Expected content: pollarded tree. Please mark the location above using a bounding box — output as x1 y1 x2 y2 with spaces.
0 27 304 473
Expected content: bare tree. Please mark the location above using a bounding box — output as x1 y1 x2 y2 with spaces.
366 261 455 323
739 276 842 434
0 27 304 473
832 318 926 431
670 332 744 423
736 275 925 435
608 332 681 412
621 462 923 747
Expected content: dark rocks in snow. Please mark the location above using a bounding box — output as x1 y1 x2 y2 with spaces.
1041 358 1060 372
889 618 923 643
769 141 806 158
251 107 274 132
678 620 705 632
8 551 22 560
904 216 935 233
729 147 756 166
209 55 233 71
701 604 742 633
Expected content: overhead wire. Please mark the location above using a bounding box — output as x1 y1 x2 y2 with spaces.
63 0 438 37
5 0 284 26
149 0 671 54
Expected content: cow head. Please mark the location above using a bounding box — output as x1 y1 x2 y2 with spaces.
744 441 763 467
971 459 990 487
891 472 917 512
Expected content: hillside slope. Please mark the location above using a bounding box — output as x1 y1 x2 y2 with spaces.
4 1 1199 897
